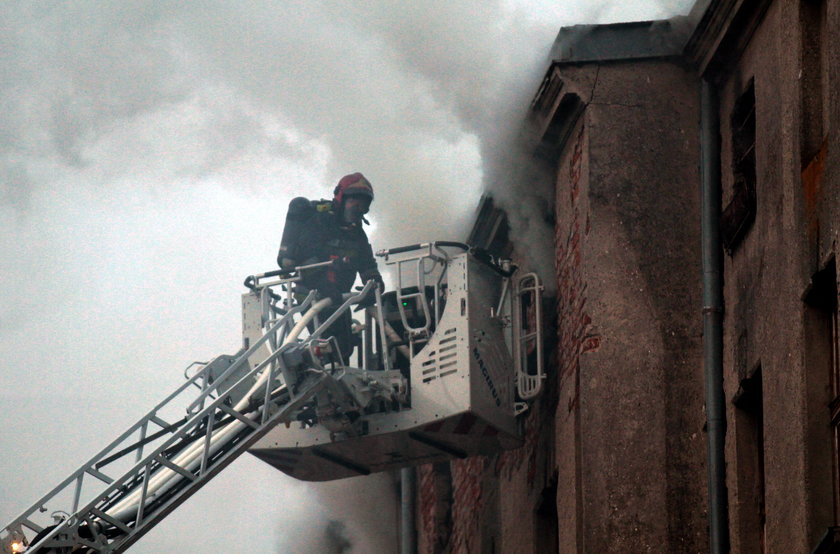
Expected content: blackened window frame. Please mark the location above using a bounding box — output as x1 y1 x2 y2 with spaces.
722 80 757 255
804 257 840 551
733 364 766 552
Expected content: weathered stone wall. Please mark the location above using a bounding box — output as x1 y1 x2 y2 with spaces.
416 58 706 553
715 1 840 551
415 2 840 552
561 59 705 553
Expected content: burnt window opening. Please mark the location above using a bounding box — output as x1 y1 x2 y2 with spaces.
722 81 757 255
804 258 840 549
534 93 584 167
832 275 840 531
535 473 559 554
467 195 512 260
733 365 765 552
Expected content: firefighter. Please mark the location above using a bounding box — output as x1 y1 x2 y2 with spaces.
277 172 383 360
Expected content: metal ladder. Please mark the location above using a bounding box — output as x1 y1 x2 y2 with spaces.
0 285 373 554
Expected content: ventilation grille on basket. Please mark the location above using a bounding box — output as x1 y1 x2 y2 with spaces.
421 327 459 383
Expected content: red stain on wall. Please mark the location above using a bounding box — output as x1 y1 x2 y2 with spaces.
557 122 600 408
496 121 598 492
448 457 485 553
802 141 826 244
417 114 599 554
419 464 437 550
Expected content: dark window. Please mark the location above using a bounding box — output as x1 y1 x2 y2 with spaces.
535 473 559 554
533 93 584 166
733 365 765 552
832 292 840 527
722 81 757 254
804 258 840 552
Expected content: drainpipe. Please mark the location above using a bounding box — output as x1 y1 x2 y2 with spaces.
400 467 417 554
700 78 729 553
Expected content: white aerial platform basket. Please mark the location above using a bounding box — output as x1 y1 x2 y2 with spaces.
249 242 545 481
0 243 544 553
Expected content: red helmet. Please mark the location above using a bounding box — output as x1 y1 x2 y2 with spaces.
333 173 374 205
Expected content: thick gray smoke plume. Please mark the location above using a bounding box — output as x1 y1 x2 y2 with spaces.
0 1 694 552
324 520 353 553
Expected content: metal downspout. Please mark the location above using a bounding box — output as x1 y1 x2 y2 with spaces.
400 467 417 554
701 78 729 553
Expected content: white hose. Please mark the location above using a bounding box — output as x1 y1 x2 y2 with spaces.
106 297 333 521
383 321 411 360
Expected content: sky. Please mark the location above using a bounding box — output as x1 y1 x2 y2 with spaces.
1 1 695 552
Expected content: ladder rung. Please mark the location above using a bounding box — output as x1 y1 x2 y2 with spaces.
21 517 44 533
218 403 260 430
155 455 198 482
150 415 171 429
85 467 114 485
89 508 133 534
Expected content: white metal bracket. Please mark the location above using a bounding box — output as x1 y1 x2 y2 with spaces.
513 272 545 401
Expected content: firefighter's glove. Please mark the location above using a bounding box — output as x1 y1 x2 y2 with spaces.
361 270 385 292
354 288 377 310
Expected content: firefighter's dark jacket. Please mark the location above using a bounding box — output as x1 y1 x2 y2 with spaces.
278 197 380 295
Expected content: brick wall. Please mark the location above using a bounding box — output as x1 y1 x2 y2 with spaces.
448 457 485 553
418 462 452 554
555 121 599 412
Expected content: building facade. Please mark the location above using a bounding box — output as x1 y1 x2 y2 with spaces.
413 0 840 552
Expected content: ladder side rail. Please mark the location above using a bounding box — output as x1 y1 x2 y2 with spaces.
119 373 327 551
184 291 317 414
1 357 225 542
306 280 375 343
105 296 338 521
25 343 304 553
28 373 332 554
3 292 318 549
106 374 332 553
123 325 317 503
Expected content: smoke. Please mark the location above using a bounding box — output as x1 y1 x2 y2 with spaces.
273 473 398 553
324 521 353 553
0 1 696 552
0 0 695 260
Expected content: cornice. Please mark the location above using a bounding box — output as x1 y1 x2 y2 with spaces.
684 0 774 81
